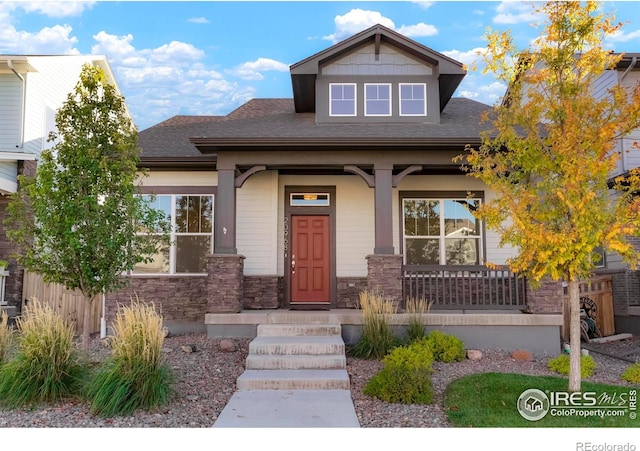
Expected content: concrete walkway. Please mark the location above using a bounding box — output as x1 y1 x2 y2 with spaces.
212 323 360 428
213 389 360 428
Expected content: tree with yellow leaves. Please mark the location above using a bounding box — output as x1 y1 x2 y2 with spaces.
461 1 640 392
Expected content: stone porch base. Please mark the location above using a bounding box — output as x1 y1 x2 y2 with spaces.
205 309 563 356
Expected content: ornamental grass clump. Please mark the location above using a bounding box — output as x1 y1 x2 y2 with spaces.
0 310 15 364
404 297 431 343
351 290 399 360
0 299 87 408
87 299 173 416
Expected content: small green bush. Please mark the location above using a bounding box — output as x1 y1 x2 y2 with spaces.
424 330 466 363
621 363 640 384
351 290 399 360
0 311 14 364
0 299 88 409
87 299 173 416
548 354 597 378
363 339 435 404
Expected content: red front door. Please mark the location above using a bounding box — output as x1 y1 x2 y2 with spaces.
291 215 330 304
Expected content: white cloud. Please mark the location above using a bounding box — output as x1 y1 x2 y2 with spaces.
322 8 438 43
229 57 290 81
188 17 209 24
493 1 542 25
411 1 434 9
397 23 438 38
606 29 640 43
17 1 96 18
443 47 487 67
323 9 395 43
0 23 79 54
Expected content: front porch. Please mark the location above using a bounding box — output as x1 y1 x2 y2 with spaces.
204 309 563 355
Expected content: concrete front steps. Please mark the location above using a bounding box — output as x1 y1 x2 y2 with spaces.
236 323 350 390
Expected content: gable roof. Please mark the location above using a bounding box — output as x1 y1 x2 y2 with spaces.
138 97 491 162
289 24 466 113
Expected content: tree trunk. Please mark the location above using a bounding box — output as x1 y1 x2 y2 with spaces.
82 295 97 351
568 279 582 392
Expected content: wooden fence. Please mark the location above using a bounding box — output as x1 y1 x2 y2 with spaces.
22 271 101 335
562 275 615 340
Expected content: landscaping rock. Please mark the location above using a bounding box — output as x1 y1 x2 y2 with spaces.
219 339 236 353
181 345 197 353
467 349 483 361
511 349 533 361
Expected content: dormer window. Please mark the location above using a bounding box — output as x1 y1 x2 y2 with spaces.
399 83 427 116
329 83 356 116
364 83 391 116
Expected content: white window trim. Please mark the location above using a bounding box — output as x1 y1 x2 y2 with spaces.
134 193 214 275
364 83 392 117
399 83 427 117
329 83 357 117
402 197 482 265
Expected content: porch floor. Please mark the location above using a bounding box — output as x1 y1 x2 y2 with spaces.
205 309 564 355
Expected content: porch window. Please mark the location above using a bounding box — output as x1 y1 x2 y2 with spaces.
134 194 214 274
329 83 356 116
364 83 391 116
399 83 427 116
403 197 481 265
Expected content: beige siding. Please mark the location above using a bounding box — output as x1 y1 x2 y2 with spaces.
140 171 217 186
322 42 433 76
237 171 278 275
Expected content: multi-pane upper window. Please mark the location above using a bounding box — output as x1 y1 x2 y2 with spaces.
399 83 427 116
329 83 356 116
134 194 214 274
403 197 481 265
364 83 391 116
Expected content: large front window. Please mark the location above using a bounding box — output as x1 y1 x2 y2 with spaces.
403 197 481 265
135 194 214 274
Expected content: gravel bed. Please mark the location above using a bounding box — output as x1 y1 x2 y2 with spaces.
1 333 638 428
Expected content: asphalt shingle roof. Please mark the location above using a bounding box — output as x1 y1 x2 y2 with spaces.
138 97 492 159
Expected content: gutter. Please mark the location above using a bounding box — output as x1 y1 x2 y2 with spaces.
7 60 26 149
619 56 638 174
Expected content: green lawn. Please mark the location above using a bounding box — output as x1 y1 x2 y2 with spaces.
444 372 639 427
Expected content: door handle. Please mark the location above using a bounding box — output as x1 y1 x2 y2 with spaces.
291 255 296 274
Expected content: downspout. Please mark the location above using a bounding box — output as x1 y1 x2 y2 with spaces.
7 60 26 149
619 56 637 173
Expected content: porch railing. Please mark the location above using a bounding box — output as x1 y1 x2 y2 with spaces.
403 265 527 310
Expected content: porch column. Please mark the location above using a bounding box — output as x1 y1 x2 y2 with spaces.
214 167 237 254
374 164 394 254
366 254 403 308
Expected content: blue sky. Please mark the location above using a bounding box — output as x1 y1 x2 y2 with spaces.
2 1 640 130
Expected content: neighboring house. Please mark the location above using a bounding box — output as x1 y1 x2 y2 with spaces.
108 24 557 331
593 54 640 333
0 55 122 307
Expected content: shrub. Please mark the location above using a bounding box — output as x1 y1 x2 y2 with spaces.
404 297 431 343
87 299 173 416
351 290 399 360
0 310 14 364
0 299 88 408
424 330 466 363
621 363 640 384
363 339 435 404
548 354 597 379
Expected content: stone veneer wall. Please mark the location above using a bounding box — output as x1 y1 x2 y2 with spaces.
336 277 368 308
243 276 282 309
525 278 565 313
105 276 208 323
0 160 37 311
366 254 403 307
206 254 245 313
